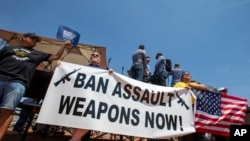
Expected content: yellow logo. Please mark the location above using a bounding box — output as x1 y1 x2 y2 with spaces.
15 50 27 57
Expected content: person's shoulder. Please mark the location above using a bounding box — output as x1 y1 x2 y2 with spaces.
159 56 166 61
3 45 18 48
138 49 146 54
0 45 19 51
176 68 184 72
174 81 186 88
161 56 166 59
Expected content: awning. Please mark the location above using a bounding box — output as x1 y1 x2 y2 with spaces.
0 29 107 71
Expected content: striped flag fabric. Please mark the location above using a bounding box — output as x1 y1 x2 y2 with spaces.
194 91 248 137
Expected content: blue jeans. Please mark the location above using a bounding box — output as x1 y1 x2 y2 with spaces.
0 80 26 110
130 63 144 82
158 71 169 86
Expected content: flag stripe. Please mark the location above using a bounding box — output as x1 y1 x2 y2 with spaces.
195 113 245 125
195 110 247 123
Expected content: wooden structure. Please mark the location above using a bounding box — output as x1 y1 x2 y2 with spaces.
0 29 107 71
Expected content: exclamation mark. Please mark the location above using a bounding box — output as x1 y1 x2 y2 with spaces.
179 116 183 131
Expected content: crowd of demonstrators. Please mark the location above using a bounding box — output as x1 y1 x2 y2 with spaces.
129 47 232 141
128 45 233 141
0 32 69 140
1 32 232 141
130 44 147 82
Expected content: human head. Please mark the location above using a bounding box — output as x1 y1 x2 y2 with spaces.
22 32 41 48
218 87 228 94
174 64 180 68
155 52 163 59
180 71 191 82
146 56 150 63
138 44 145 50
90 51 101 65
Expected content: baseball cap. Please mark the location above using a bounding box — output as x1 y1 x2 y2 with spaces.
138 44 145 49
218 87 228 92
174 64 180 67
23 32 41 42
155 52 162 59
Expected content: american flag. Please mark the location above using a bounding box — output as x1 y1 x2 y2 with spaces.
194 91 248 137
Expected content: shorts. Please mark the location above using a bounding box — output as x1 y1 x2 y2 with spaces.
0 80 26 110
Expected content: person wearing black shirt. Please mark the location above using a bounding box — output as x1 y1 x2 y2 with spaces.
0 32 69 140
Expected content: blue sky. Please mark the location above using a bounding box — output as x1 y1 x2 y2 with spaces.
1 0 250 103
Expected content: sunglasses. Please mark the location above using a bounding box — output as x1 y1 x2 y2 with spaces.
91 53 100 57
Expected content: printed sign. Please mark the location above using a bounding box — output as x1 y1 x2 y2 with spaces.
56 25 80 46
37 62 195 139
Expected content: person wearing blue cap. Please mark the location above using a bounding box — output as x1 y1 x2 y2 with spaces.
153 52 169 86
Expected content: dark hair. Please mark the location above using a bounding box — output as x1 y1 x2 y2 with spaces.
174 64 180 67
181 71 190 81
155 53 163 59
22 32 41 42
138 44 145 49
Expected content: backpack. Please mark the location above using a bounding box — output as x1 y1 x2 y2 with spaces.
149 72 160 85
165 59 172 72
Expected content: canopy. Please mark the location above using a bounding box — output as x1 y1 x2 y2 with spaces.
0 29 107 72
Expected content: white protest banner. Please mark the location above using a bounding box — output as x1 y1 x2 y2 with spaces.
36 62 195 139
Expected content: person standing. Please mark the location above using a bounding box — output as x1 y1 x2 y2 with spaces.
170 63 184 87
154 53 169 86
174 71 208 141
130 44 147 82
0 32 69 140
68 51 113 141
143 56 151 82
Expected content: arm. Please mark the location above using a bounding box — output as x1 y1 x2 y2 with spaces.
48 41 71 61
188 82 207 91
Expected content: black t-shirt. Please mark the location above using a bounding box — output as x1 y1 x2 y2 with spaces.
0 46 51 87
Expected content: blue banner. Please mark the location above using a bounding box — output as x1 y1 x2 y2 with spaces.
56 25 80 46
